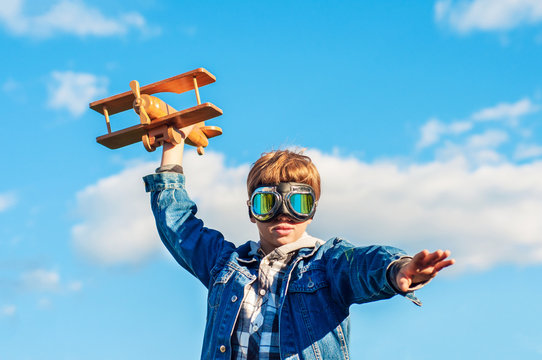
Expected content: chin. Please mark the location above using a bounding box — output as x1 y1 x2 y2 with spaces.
276 234 298 244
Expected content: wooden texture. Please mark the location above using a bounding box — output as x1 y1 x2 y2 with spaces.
193 76 201 105
200 126 223 139
89 68 216 116
103 107 111 133
96 103 222 149
185 127 209 148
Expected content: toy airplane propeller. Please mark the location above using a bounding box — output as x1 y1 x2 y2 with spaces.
89 68 223 155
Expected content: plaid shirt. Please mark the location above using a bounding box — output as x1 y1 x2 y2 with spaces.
231 234 322 360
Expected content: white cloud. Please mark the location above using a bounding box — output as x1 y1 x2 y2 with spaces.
0 0 156 38
435 0 542 33
466 129 509 148
515 144 542 160
417 118 472 149
71 154 254 265
182 153 255 242
73 149 542 273
47 71 108 117
417 119 443 149
16 268 82 300
471 98 539 122
308 150 542 272
449 121 474 133
20 269 60 291
436 143 505 165
417 97 540 165
71 162 164 265
0 192 17 212
0 0 21 20
1 305 16 317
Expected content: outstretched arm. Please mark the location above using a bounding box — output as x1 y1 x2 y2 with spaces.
395 249 455 292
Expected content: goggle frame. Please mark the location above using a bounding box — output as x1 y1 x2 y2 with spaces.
248 182 318 223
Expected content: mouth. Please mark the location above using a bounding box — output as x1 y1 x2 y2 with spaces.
272 223 295 236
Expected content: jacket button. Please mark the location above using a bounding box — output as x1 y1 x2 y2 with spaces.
231 295 238 302
307 281 314 288
219 345 226 353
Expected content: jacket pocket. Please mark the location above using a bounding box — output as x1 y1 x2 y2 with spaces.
289 268 328 293
207 267 235 309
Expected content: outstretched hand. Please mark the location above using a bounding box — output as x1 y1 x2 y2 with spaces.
396 250 455 292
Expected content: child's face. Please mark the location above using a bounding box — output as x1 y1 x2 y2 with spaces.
251 214 312 254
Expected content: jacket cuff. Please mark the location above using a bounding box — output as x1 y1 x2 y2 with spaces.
155 164 184 174
143 172 185 192
386 256 424 306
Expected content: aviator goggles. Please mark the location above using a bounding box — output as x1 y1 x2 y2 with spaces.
248 182 317 222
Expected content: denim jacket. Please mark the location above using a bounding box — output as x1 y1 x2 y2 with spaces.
143 172 419 360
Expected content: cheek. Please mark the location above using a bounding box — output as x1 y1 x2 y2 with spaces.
295 220 311 234
255 222 271 234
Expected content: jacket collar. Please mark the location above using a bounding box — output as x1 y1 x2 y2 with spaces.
238 233 323 264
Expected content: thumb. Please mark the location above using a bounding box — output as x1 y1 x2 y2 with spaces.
397 275 412 292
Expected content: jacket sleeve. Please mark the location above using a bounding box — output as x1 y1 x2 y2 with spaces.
324 239 421 307
143 172 235 288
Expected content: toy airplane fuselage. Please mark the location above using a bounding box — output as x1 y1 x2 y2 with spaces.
89 68 223 154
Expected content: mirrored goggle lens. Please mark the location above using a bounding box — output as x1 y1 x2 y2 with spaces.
289 193 314 215
252 193 276 216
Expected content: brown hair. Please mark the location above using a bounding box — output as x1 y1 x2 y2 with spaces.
247 149 321 200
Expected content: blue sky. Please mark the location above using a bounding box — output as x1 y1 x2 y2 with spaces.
1 0 542 358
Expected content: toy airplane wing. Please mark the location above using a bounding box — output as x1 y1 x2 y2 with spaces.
96 103 222 149
89 68 216 116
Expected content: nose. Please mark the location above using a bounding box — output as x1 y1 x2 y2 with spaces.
276 214 290 221
275 213 299 223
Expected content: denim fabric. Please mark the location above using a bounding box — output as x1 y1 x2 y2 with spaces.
143 172 419 360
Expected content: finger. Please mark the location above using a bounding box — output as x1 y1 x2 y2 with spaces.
435 249 451 262
411 249 441 269
431 250 452 269
422 249 443 265
422 249 451 267
397 276 411 292
179 124 195 138
433 258 455 272
411 249 430 266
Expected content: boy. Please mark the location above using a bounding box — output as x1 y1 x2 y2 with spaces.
143 132 454 360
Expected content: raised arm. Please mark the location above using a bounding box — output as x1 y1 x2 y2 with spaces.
144 124 234 288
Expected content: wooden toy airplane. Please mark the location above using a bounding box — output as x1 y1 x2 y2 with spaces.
89 68 223 155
